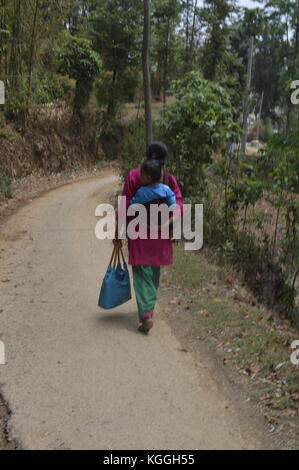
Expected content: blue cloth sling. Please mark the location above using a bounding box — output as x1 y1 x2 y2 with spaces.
98 246 132 310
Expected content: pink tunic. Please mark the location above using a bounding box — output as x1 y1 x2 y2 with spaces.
120 168 184 266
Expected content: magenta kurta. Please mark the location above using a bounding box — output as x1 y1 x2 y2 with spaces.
120 168 184 266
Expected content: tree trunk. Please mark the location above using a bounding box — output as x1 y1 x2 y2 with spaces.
185 0 191 68
0 0 8 77
107 68 118 117
287 5 299 132
190 0 198 56
142 0 153 148
9 0 22 89
241 37 254 153
163 17 170 105
256 91 264 142
28 0 40 92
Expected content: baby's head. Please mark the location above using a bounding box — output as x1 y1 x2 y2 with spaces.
140 159 162 186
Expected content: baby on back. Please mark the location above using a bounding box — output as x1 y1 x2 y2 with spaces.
130 160 176 207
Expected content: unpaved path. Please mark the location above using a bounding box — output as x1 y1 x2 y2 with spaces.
0 173 267 450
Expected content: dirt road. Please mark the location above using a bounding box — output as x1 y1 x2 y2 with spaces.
0 172 266 450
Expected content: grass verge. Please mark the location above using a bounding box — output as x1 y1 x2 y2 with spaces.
160 243 299 448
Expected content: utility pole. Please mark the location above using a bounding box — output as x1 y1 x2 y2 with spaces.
241 37 254 154
142 0 153 148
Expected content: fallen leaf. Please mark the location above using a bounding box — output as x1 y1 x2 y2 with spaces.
280 409 297 418
264 415 278 425
246 365 263 377
275 362 286 371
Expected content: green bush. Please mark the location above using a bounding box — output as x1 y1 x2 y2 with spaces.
259 117 274 142
95 73 123 117
119 118 162 179
119 118 146 178
5 78 30 123
259 131 299 192
159 71 242 195
0 173 13 199
33 74 73 104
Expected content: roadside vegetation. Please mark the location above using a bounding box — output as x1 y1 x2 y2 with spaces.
120 72 299 326
161 245 299 447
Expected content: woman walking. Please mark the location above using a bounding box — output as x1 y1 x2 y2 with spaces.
114 142 184 334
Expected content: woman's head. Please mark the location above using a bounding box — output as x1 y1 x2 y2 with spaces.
141 159 162 185
146 141 168 167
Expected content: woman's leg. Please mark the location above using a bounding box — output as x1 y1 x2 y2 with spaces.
152 266 161 288
151 266 161 318
132 266 160 323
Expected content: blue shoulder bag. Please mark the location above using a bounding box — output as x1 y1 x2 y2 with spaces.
98 245 132 310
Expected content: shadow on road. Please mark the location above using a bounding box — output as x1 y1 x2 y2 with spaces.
93 311 138 333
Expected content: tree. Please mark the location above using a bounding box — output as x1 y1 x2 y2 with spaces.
0 0 11 78
27 0 40 92
143 0 152 147
160 71 241 192
9 0 22 89
89 0 142 117
152 0 181 102
181 0 200 71
232 1 299 130
201 0 236 82
57 35 101 118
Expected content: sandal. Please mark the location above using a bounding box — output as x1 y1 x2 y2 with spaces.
138 319 154 334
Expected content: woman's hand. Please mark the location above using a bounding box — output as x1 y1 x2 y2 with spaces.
113 238 123 248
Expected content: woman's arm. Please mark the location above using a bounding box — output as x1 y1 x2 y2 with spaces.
114 170 137 245
122 170 135 205
168 174 185 217
114 172 130 245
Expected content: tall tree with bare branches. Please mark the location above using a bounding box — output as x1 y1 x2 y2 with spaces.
142 0 153 147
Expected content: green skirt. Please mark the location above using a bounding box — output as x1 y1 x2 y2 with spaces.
132 266 161 321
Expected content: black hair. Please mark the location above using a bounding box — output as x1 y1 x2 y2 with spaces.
141 159 162 184
146 141 168 166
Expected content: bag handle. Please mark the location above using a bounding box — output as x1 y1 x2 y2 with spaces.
108 245 126 269
109 246 118 269
115 246 126 267
119 246 126 265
